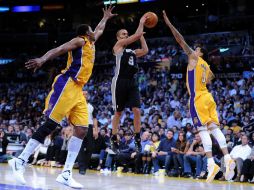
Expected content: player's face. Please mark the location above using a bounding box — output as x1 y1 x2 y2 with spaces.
195 47 203 57
118 29 129 40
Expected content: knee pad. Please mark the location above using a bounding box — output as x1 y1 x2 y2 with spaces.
199 130 212 152
210 127 227 148
32 119 58 143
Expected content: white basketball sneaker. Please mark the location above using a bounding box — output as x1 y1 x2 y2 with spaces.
206 163 220 183
8 158 26 185
225 158 236 181
56 170 83 189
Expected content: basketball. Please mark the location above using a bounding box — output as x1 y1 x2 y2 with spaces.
144 12 158 28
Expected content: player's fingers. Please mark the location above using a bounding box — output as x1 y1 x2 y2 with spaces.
25 61 33 67
25 64 33 69
102 8 105 12
110 6 115 11
25 60 33 64
27 62 37 68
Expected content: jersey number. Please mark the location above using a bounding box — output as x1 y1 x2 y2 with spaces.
128 56 134 66
202 71 206 83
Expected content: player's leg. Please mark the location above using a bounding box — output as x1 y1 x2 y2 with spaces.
78 124 93 175
56 90 88 189
191 95 220 182
111 79 126 152
207 94 235 180
112 111 122 138
9 75 71 184
9 118 58 184
111 111 122 152
130 82 142 152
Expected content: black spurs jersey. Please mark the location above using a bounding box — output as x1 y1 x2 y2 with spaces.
113 48 138 79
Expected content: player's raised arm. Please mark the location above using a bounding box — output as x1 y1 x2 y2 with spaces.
114 16 148 53
162 10 197 60
94 4 117 42
25 37 85 72
135 36 149 58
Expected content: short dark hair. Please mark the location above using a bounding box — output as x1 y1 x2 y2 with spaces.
116 29 127 37
196 45 208 60
152 132 160 140
76 24 90 36
124 130 132 136
167 129 174 135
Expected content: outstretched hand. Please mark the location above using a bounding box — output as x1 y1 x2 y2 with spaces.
140 14 149 25
162 10 171 26
25 58 44 72
103 4 118 19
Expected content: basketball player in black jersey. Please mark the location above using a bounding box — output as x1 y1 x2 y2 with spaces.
111 15 148 152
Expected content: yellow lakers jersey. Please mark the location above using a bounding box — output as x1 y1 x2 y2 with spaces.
61 36 95 86
186 57 214 97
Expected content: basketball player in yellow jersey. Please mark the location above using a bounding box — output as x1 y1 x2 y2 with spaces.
163 11 235 182
8 5 117 189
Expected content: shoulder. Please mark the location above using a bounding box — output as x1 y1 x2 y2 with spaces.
72 37 86 46
113 40 126 54
113 46 125 56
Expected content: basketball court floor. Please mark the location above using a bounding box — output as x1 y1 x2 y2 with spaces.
0 164 253 190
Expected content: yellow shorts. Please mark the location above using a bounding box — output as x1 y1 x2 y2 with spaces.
190 92 219 128
43 74 88 127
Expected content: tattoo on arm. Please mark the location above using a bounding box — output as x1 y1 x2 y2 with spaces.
168 24 193 56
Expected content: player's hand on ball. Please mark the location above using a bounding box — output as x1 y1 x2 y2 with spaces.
140 14 149 25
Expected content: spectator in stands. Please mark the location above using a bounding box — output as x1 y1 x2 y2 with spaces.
240 146 254 183
25 128 33 143
129 131 152 174
249 133 254 147
0 129 9 163
220 134 252 181
89 128 107 171
142 132 160 174
225 134 234 151
172 131 188 176
45 128 63 167
167 111 182 129
57 126 73 166
101 132 133 174
181 111 193 127
183 133 206 178
152 129 176 176
13 124 27 145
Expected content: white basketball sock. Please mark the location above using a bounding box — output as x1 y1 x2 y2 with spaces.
63 136 83 172
18 138 40 163
224 154 231 163
207 157 215 166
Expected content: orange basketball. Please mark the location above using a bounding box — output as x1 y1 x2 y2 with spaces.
144 12 158 28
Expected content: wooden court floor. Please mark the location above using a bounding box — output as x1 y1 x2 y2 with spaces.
0 164 253 190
